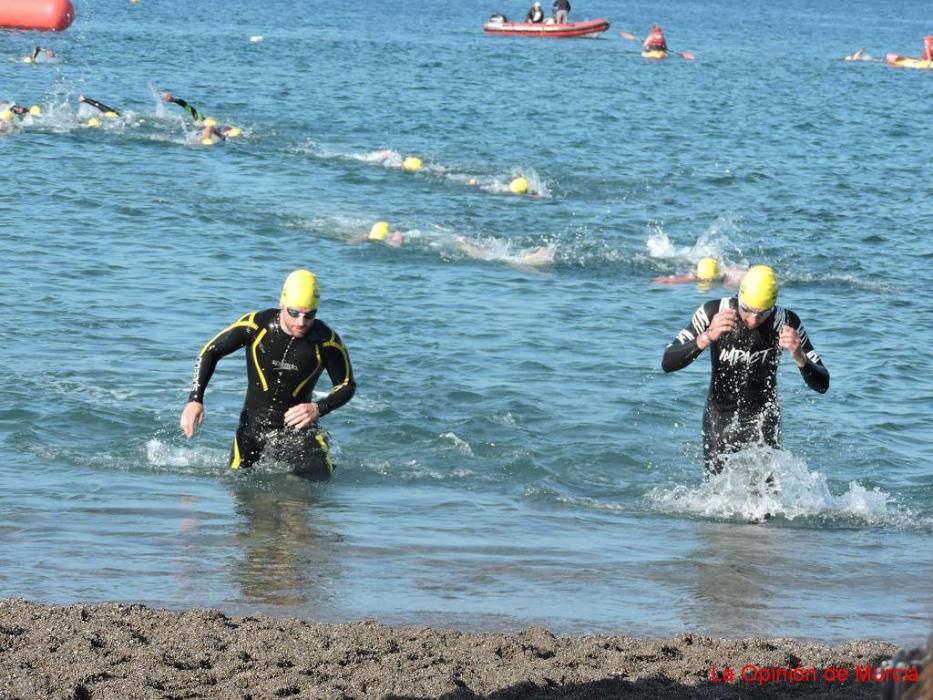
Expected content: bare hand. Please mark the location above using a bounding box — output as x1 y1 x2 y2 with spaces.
160 91 173 102
180 401 204 438
707 308 737 341
779 325 807 366
284 402 320 429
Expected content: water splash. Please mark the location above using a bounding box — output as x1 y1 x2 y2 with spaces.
146 438 226 470
645 446 915 528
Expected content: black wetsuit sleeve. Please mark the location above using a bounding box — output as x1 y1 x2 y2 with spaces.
662 302 713 373
187 313 258 403
789 314 829 393
314 330 356 416
168 97 204 122
81 97 120 116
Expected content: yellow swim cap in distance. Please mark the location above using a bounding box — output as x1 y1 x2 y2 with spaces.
29 105 41 116
280 269 319 310
87 117 101 127
509 176 529 194
369 221 390 241
203 117 217 127
0 111 12 122
104 111 118 118
225 127 241 138
739 265 779 310
696 257 720 281
402 156 423 172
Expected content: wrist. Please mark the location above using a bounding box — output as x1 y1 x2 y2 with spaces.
699 331 711 348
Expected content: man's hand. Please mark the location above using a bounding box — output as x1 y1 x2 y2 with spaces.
180 401 204 438
707 308 737 341
284 402 321 429
779 325 807 367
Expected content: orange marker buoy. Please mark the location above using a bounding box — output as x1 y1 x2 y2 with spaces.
0 0 75 31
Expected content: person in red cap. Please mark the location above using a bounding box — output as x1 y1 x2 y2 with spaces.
643 25 668 53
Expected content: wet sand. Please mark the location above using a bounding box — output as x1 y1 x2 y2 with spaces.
0 599 911 699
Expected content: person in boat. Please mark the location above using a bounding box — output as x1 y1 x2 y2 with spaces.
179 270 356 478
924 35 933 61
160 92 241 144
552 0 570 24
526 1 544 23
643 24 668 53
661 265 829 478
653 257 746 288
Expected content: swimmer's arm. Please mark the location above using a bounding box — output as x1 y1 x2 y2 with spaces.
186 313 257 403
785 317 829 393
653 273 695 285
662 305 710 372
79 96 120 116
161 93 204 122
315 331 356 416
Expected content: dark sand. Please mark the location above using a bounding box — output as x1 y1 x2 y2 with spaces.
0 599 920 699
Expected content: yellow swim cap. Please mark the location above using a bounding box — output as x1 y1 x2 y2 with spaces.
203 117 217 127
696 257 720 282
87 117 101 127
368 221 390 241
739 265 778 310
22 57 33 64
29 105 41 116
201 137 214 145
280 269 319 310
509 176 529 194
0 111 12 122
225 127 241 138
402 156 423 172
104 111 118 119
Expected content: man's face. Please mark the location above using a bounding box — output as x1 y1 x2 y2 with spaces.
280 306 316 337
738 302 774 330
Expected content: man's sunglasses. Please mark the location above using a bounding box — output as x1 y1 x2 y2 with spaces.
738 302 774 318
286 308 316 321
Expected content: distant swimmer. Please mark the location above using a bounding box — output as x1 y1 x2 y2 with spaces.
22 47 56 63
160 91 241 143
653 257 746 287
0 101 40 129
844 48 871 62
366 221 405 247
661 265 829 477
179 270 356 478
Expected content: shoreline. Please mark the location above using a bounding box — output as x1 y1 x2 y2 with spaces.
0 599 916 699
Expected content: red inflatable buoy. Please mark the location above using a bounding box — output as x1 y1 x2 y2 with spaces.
0 0 75 31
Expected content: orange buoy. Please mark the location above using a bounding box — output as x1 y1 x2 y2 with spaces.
0 0 75 31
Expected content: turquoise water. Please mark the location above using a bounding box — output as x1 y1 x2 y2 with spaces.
1 0 931 642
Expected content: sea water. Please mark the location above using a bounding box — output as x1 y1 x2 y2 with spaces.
1 0 930 642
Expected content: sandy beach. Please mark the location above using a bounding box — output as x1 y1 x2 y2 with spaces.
2 599 923 699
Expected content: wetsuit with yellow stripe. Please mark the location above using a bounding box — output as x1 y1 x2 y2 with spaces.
188 308 355 477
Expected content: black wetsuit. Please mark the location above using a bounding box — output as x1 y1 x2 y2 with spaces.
80 97 120 116
527 6 544 22
662 297 829 476
188 309 356 477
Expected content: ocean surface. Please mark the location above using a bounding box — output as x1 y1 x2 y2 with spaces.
2 0 931 644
